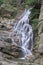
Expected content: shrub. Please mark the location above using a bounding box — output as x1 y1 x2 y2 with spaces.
25 0 40 6
0 0 3 6
30 8 40 20
31 19 38 30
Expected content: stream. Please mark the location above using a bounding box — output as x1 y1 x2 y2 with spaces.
10 9 33 59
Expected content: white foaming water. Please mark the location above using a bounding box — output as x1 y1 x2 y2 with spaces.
11 9 33 59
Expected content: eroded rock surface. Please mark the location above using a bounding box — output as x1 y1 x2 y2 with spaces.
38 33 43 54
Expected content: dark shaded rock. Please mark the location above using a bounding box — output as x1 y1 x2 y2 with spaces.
11 52 19 58
11 45 24 58
4 38 12 43
0 44 24 58
0 24 7 30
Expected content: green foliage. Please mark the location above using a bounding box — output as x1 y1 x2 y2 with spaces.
30 5 40 28
29 2 41 36
1 4 17 12
0 0 40 19
0 3 17 18
0 0 3 6
0 0 21 18
30 8 40 20
10 0 17 7
25 0 40 6
32 19 38 36
31 19 38 30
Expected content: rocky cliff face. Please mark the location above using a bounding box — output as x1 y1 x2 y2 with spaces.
38 0 43 54
0 0 43 65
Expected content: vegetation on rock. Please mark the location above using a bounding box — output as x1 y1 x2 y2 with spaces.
29 2 41 37
0 0 41 18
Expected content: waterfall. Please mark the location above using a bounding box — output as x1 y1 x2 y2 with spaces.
11 9 33 59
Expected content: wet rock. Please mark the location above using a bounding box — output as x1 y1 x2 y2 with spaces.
4 38 12 43
0 44 24 58
12 45 22 53
11 31 22 46
11 45 24 58
13 36 22 46
11 52 19 58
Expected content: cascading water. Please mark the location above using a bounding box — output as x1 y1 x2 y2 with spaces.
11 9 33 59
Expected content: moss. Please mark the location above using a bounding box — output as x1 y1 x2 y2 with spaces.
25 0 40 6
29 2 41 38
31 19 38 29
